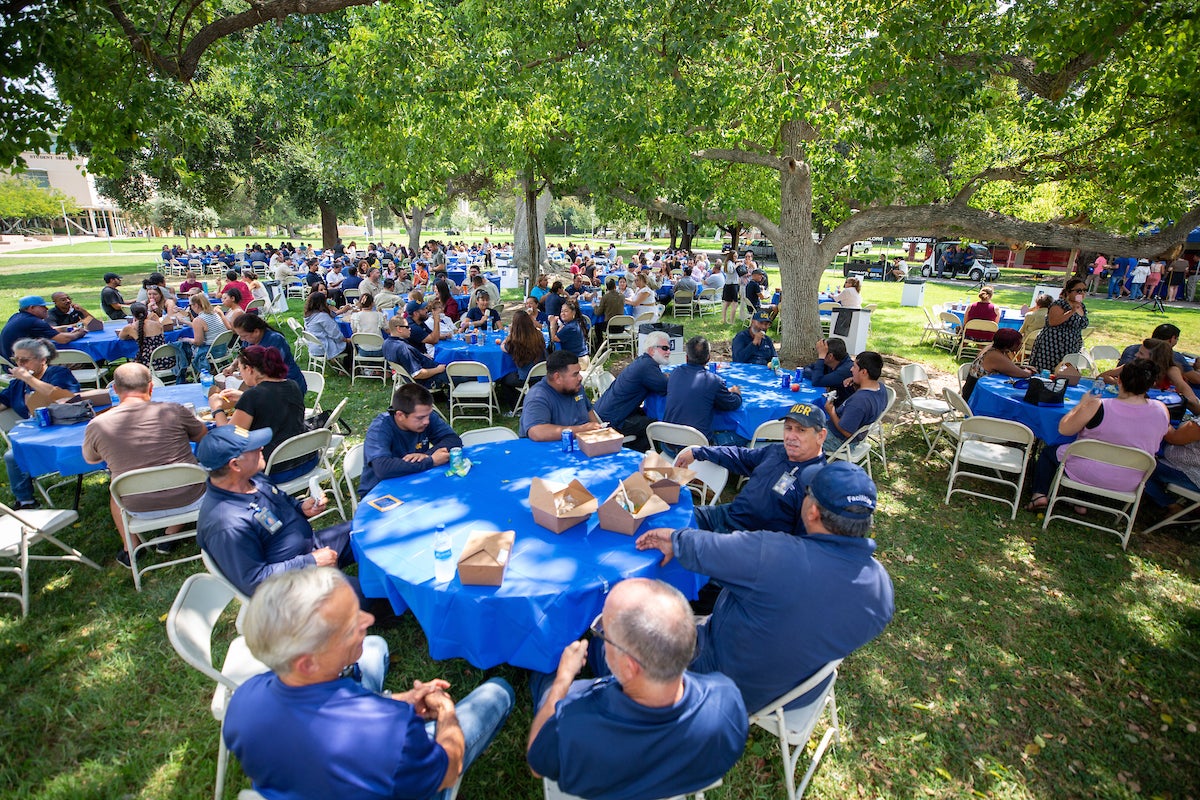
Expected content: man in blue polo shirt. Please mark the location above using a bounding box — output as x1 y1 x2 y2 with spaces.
225 567 514 800
358 384 462 497
519 350 601 440
1108 255 1133 299
731 311 776 365
594 332 669 451
662 336 742 445
0 296 86 359
801 337 855 401
637 461 894 714
195 425 360 602
674 402 827 534
823 350 888 454
527 578 747 800
382 316 450 389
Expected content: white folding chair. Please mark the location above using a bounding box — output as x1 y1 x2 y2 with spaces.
461 426 519 446
351 332 387 384
343 288 362 303
956 363 972 393
926 387 973 461
1042 440 1157 549
584 369 615 401
696 287 719 317
1088 344 1121 367
0 501 99 617
342 443 364 512
447 361 496 425
1057 351 1097 378
864 385 897 474
264 428 346 523
513 362 548 416
671 291 696 319
110 463 209 591
749 420 785 448
955 320 998 361
302 370 326 419
149 342 183 384
53 349 106 389
166 573 270 800
681 449 729 506
206 330 239 374
898 364 951 451
646 422 709 458
944 417 1035 519
1141 482 1200 536
918 306 945 346
604 315 636 357
749 658 843 800
934 311 961 352
818 302 838 337
828 421 877 478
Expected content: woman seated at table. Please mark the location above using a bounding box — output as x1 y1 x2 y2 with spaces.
1019 293 1053 335
460 290 501 332
963 286 1000 341
434 280 461 322
522 295 548 327
1028 278 1089 372
1098 338 1200 414
499 309 548 404
961 328 1034 400
543 280 566 318
630 273 659 322
179 293 229 377
1025 358 1170 513
350 292 387 336
836 276 863 309
119 302 180 379
229 313 306 394
530 274 550 303
143 285 181 326
242 268 270 306
304 291 352 373
618 276 634 304
217 287 244 330
0 338 82 509
551 300 590 365
208 345 315 483
178 270 203 297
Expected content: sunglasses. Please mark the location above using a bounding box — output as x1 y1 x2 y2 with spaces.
655 345 670 352
590 614 642 666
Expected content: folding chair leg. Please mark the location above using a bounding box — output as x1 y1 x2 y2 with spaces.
215 722 229 800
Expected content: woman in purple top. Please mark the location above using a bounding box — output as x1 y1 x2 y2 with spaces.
1026 358 1170 512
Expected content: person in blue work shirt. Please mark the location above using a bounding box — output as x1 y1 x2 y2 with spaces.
674 402 827 534
382 316 450 389
636 461 894 715
526 578 747 800
229 313 307 394
519 350 601 440
594 332 669 451
662 336 743 445
731 311 776 365
823 350 888 454
0 296 86 360
195 425 361 603
358 383 462 497
801 337 855 402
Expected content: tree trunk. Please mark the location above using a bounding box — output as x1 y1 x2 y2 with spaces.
722 223 743 255
680 220 695 251
667 219 679 250
644 214 653 241
405 205 427 254
513 178 550 284
772 122 824 366
319 201 338 249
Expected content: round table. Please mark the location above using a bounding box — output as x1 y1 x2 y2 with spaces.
72 321 187 363
434 330 517 379
7 383 209 478
949 307 1025 331
967 374 1181 445
643 363 826 442
350 439 704 671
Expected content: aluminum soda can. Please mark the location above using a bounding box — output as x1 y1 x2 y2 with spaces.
34 407 51 427
562 429 573 453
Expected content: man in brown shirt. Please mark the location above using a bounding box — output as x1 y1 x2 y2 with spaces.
82 362 208 564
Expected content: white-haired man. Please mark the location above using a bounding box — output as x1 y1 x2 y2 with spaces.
593 331 670 451
224 567 515 800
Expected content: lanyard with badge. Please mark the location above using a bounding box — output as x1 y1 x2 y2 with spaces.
772 466 799 497
251 500 283 534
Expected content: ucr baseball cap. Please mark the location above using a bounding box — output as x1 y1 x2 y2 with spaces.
405 300 427 315
197 425 273 470
751 311 772 323
800 461 877 520
779 402 827 431
18 296 47 310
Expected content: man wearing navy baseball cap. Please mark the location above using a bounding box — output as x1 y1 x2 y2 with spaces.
195 425 362 604
0 295 86 360
636 460 894 714
731 311 776 365
674 401 828 535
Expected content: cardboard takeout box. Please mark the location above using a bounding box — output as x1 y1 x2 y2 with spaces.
576 427 624 457
597 472 671 535
457 529 515 586
639 451 697 504
529 478 598 533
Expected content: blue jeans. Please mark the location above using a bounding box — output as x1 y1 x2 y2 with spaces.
426 678 515 800
822 423 848 454
3 448 34 504
1131 282 1144 300
1144 460 1200 507
357 635 391 694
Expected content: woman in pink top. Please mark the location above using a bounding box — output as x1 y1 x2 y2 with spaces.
1026 358 1170 511
963 286 1000 341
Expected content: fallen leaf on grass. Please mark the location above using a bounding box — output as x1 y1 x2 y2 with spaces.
1024 743 1041 756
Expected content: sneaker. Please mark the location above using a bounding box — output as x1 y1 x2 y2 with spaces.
155 539 179 555
115 549 131 568
14 500 40 511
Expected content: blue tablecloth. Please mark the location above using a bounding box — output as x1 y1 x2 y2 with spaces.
968 374 1181 445
578 302 635 325
949 307 1025 331
434 331 516 379
351 439 703 671
71 321 187 363
643 363 826 442
446 269 467 285
7 383 209 478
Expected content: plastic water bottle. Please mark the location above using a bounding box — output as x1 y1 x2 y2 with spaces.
199 369 214 390
108 387 120 407
433 525 455 584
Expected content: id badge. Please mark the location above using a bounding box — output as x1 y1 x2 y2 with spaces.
772 472 796 496
253 505 283 534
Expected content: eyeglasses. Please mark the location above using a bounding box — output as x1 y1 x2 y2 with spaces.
589 613 642 666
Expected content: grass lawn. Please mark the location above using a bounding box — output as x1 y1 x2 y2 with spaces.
1 243 1198 799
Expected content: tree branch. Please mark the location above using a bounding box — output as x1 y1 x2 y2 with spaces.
824 203 1200 258
693 148 785 171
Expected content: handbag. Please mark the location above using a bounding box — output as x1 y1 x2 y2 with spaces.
1022 377 1068 406
47 397 96 425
